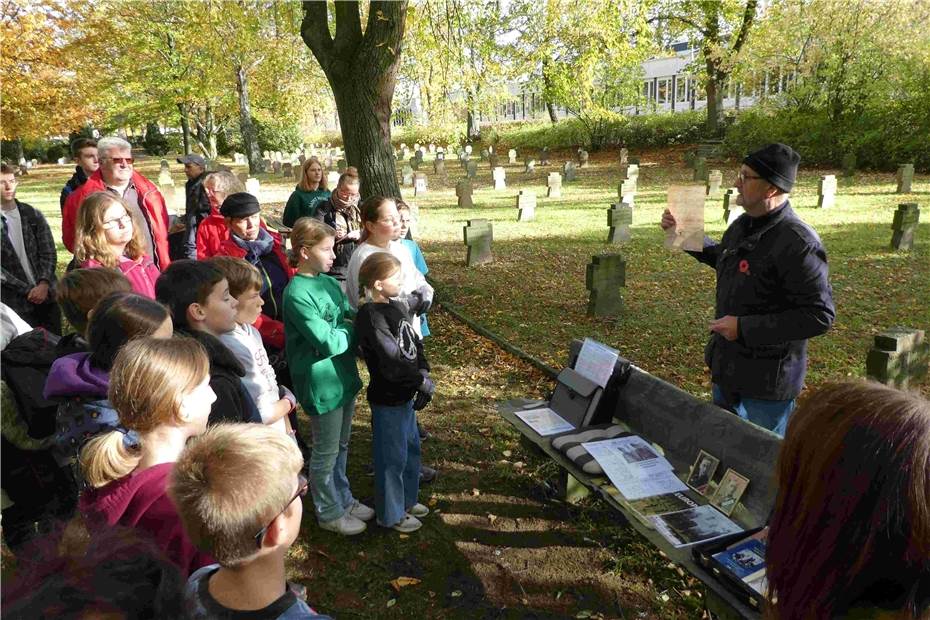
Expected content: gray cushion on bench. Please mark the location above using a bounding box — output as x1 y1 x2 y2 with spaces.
550 424 630 475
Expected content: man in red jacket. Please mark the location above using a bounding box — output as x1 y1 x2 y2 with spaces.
62 136 171 269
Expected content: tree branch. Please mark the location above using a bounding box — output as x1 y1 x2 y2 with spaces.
300 0 335 69
650 13 707 36
730 0 758 55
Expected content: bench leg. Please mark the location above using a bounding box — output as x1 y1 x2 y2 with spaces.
556 470 590 504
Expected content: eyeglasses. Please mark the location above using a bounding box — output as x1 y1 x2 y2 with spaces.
102 213 132 230
737 171 764 183
252 473 308 548
105 157 134 165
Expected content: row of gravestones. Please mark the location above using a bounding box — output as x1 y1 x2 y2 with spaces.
452 161 617 209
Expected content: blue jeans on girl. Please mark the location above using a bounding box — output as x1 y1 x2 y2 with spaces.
371 399 421 526
308 398 357 523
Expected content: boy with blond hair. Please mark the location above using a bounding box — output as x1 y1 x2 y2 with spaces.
171 424 331 619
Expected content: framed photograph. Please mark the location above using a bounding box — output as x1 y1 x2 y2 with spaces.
686 450 720 495
710 469 750 516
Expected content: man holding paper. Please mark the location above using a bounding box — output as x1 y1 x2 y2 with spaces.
660 143 834 436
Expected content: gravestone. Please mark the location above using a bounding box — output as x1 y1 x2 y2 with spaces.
402 164 414 186
409 155 420 171
577 149 589 168
327 171 340 188
524 157 536 174
619 148 629 166
456 180 474 209
547 172 562 198
890 203 920 250
488 153 499 169
436 150 445 161
157 160 173 186
607 203 633 244
618 179 636 206
463 219 493 267
563 161 577 182
706 170 723 198
817 175 837 209
262 158 272 171
492 166 506 190
56 156 68 165
539 147 550 165
508 149 517 164
619 164 639 191
722 188 742 225
245 177 261 199
160 184 177 215
282 162 293 178
896 163 914 194
400 146 409 161
480 148 490 161
693 156 707 182
466 160 478 179
866 327 929 389
428 143 436 154
416 148 425 163
413 173 428 196
465 144 473 155
433 159 445 175
271 161 281 175
516 191 536 222
262 150 271 160
413 143 420 153
337 158 347 173
586 254 626 316
842 153 856 183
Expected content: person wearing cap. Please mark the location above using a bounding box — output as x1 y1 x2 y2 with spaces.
177 154 211 260
214 192 293 323
660 143 835 436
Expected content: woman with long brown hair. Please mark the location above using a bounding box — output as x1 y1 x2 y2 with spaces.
766 381 930 619
282 156 330 227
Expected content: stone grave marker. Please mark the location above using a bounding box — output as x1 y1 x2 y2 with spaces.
429 143 436 154
619 148 629 166
817 175 837 209
547 172 562 198
272 161 282 175
693 156 707 182
618 179 636 206
413 173 428 196
262 150 270 160
327 171 340 188
896 163 914 194
433 159 445 175
524 157 536 174
890 203 920 250
488 153 499 169
842 153 856 183
539 147 550 165
456 180 474 209
436 150 445 161
722 188 741 224
492 166 506 190
160 184 177 215
563 161 577 182
402 164 414 186
706 170 723 198
463 219 493 267
157 160 172 186
282 162 293 178
245 177 261 199
336 158 346 173
56 156 68 165
586 254 626 316
400 146 409 161
466 160 478 179
516 191 536 222
619 163 639 190
577 148 589 168
413 142 420 153
465 144 473 155
480 148 490 161
262 158 272 171
508 149 517 164
866 327 929 389
416 148 425 162
607 203 633 244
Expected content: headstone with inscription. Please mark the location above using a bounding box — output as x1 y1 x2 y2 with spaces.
586 254 626 316
413 173 428 196
547 172 562 198
896 163 914 194
524 157 536 174
516 191 536 222
492 166 506 190
706 170 723 198
607 203 633 244
508 149 517 164
463 219 493 267
817 175 837 209
866 327 929 389
890 203 920 250
466 160 478 179
456 180 474 209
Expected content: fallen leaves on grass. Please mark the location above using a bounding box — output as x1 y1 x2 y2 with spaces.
390 577 421 592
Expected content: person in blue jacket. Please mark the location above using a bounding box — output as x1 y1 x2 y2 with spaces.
661 143 835 436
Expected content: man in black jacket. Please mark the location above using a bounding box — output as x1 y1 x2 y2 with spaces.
661 143 835 436
178 154 211 259
59 138 98 212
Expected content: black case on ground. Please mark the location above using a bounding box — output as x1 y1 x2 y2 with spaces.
691 527 767 611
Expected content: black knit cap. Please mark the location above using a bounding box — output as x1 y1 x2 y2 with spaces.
220 192 260 218
743 143 801 193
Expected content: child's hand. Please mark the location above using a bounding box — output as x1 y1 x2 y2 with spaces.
279 385 298 411
413 374 435 411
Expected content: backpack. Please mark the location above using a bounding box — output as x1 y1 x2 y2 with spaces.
1 328 61 440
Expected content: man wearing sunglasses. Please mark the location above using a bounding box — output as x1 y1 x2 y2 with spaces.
661 143 834 436
62 136 172 269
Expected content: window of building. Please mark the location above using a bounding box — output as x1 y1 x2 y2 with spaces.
676 76 688 102
657 77 671 104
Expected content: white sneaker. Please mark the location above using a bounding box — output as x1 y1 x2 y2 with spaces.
406 503 429 518
379 514 422 533
348 500 375 522
319 513 366 536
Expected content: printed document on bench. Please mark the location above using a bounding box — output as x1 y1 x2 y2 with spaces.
515 407 575 436
575 338 619 388
583 436 688 500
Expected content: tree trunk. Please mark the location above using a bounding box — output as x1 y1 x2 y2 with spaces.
178 103 192 155
236 65 263 174
466 109 480 140
301 1 407 198
546 102 558 124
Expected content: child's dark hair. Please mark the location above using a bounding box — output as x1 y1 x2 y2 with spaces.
87 292 170 371
208 256 261 298
57 268 132 334
155 259 225 331
357 251 401 299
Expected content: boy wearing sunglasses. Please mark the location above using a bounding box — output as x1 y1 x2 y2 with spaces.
171 423 331 619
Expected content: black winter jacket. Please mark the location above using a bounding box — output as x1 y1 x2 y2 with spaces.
313 198 359 281
60 166 89 212
355 300 429 406
688 203 835 400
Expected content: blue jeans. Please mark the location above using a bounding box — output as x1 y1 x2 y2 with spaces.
371 400 421 526
712 385 795 437
307 398 357 522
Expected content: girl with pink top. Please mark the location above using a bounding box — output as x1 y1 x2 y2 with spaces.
74 192 161 298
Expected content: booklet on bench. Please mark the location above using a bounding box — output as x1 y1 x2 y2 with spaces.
650 505 744 548
515 406 575 436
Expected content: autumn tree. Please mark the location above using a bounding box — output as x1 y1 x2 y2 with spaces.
300 1 408 197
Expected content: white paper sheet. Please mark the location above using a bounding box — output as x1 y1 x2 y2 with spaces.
583 437 687 500
575 338 620 388
665 185 706 252
515 407 575 436
650 505 744 548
